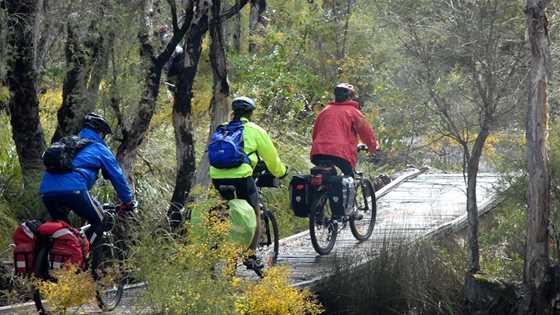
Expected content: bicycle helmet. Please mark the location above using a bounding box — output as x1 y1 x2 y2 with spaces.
334 83 357 102
232 96 256 113
84 113 112 134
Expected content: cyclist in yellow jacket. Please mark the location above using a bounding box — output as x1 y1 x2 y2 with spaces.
211 97 287 257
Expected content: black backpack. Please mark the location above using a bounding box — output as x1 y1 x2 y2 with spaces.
42 136 94 174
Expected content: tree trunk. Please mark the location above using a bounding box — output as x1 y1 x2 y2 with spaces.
524 1 552 314
52 19 91 142
224 0 242 52
31 0 43 72
116 0 192 178
194 0 231 189
248 0 266 53
231 9 241 52
5 0 47 217
52 7 111 142
167 4 209 228
465 129 489 274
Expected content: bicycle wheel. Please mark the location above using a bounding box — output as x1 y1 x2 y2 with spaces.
92 232 126 311
309 195 337 255
33 246 50 315
257 209 280 265
350 178 377 241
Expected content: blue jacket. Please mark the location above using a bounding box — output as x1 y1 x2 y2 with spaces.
39 128 134 203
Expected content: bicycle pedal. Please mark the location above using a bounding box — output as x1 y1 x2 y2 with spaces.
351 212 364 220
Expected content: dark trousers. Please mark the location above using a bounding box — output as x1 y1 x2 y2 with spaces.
42 190 104 244
311 155 354 177
212 177 259 208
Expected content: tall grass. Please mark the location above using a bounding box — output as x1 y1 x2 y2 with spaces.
316 238 465 315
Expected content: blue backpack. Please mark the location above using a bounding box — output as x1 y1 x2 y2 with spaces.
208 120 251 169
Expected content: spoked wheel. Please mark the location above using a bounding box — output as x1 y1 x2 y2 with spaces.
309 195 338 255
33 246 51 315
350 179 377 241
257 209 280 265
92 233 126 311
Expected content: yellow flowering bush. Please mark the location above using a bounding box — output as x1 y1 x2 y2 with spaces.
132 195 324 314
237 266 323 315
34 264 96 314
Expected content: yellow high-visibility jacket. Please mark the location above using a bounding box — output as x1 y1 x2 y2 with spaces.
210 118 286 179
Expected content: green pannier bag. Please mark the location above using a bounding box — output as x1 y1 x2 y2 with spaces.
190 199 256 247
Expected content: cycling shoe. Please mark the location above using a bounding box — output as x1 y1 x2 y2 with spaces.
243 255 264 272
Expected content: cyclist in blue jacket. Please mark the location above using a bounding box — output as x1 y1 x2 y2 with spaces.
39 113 136 244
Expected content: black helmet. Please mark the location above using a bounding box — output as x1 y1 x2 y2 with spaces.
84 113 112 134
232 96 256 113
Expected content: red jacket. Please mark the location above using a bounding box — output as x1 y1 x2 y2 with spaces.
311 100 379 168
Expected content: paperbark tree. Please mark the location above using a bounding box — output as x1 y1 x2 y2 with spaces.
524 1 552 313
5 0 47 216
396 0 525 275
248 0 265 53
167 0 248 227
167 1 208 228
116 0 194 177
5 0 46 179
230 8 241 52
52 11 111 142
194 0 231 188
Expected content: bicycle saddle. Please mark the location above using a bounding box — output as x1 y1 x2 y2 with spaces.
310 165 337 176
218 185 237 200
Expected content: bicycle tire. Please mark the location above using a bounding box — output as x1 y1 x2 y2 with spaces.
93 233 125 311
309 195 337 255
260 210 280 264
33 246 50 315
350 178 377 241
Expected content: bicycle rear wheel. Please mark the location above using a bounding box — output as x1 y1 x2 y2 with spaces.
309 195 337 255
92 232 126 311
257 209 280 265
350 178 377 241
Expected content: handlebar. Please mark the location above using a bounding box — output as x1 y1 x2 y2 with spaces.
253 161 282 188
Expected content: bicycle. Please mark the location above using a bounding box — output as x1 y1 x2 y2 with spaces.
33 204 130 314
253 163 281 270
308 146 377 255
216 163 280 278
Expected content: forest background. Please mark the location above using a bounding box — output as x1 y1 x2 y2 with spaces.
1 0 560 314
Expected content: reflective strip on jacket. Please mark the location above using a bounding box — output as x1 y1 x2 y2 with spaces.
310 100 379 168
39 128 134 204
210 118 286 179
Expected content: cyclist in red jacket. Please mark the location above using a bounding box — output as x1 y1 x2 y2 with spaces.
311 83 379 176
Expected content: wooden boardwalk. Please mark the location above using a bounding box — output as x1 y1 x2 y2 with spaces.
276 169 501 287
0 169 502 314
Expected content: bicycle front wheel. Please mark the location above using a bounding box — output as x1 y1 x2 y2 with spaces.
33 246 50 315
350 178 377 241
257 209 280 265
309 195 337 255
92 233 126 311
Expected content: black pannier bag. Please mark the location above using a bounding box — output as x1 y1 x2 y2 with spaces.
290 175 311 217
326 176 355 217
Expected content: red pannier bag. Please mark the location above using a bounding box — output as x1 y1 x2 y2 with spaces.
37 221 90 270
12 220 41 274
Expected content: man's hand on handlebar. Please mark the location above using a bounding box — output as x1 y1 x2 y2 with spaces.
117 200 138 215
